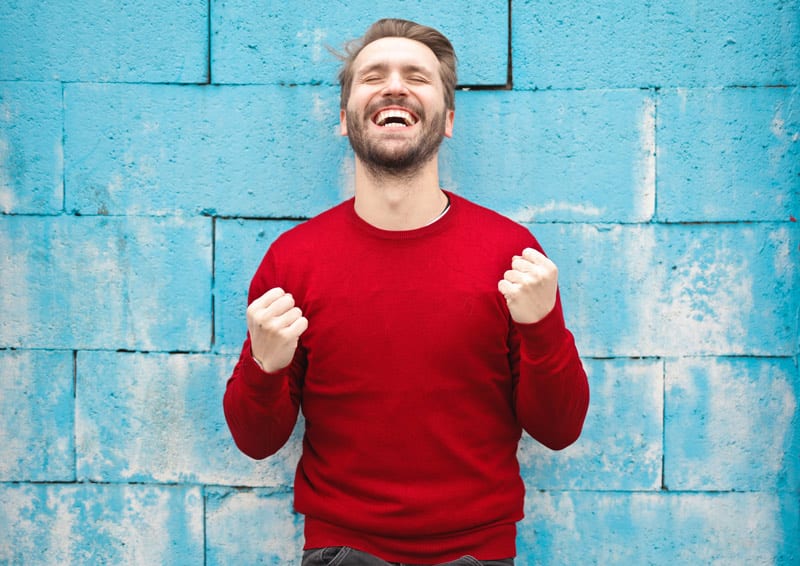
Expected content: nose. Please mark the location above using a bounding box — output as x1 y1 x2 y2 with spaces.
382 72 408 96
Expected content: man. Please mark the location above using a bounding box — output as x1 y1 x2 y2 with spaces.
224 18 589 566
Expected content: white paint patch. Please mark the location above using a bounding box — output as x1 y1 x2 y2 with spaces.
0 99 13 122
665 238 753 352
45 487 80 561
675 87 689 113
634 96 656 221
768 226 793 276
106 171 124 198
311 92 334 124
525 491 577 534
0 137 13 212
509 200 605 222
769 99 797 173
297 27 328 64
770 114 785 138
619 225 660 354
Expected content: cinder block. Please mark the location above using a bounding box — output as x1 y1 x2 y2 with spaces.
76 352 302 486
212 1 507 85
0 350 73 481
0 1 207 82
443 89 655 222
519 491 799 564
64 83 345 217
529 223 799 357
513 0 799 89
658 86 799 222
0 215 212 350
519 359 663 490
215 219 300 353
665 357 799 491
0 483 203 565
0 82 63 213
205 488 303 565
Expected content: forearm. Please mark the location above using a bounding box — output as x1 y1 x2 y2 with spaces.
223 339 300 460
513 302 590 450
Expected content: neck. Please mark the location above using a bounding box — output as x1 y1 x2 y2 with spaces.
352 155 447 230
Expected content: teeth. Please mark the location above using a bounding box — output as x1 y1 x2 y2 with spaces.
375 109 417 127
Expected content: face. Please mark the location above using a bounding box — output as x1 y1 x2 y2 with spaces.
340 37 455 176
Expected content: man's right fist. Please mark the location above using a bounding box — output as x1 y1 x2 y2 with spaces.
246 287 308 373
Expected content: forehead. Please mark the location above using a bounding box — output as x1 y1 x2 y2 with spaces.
352 36 440 75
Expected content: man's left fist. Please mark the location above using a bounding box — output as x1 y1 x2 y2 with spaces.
498 247 558 324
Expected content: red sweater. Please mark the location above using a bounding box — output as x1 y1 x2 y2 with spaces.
224 193 589 563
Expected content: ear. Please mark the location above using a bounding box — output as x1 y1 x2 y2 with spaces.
339 108 348 136
444 109 455 138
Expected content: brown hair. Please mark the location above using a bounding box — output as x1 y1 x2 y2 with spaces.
336 18 458 110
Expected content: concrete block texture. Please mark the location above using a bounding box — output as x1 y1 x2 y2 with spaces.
76 351 302 486
0 350 74 481
0 82 64 213
0 215 212 350
2 0 798 564
519 358 664 491
214 219 300 353
513 0 800 89
211 0 508 85
0 0 208 83
531 222 799 357
519 491 799 565
0 483 204 565
665 357 799 491
205 488 303 565
658 86 799 221
64 83 346 217
443 89 656 222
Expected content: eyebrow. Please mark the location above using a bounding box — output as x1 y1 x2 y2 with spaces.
356 62 435 79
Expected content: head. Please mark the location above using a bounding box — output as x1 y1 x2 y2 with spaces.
336 19 458 178
337 18 457 112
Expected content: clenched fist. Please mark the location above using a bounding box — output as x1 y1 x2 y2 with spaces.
497 248 558 324
247 287 308 373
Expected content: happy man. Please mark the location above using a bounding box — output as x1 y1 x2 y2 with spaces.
224 18 589 566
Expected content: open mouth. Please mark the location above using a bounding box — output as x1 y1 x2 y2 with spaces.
372 108 419 128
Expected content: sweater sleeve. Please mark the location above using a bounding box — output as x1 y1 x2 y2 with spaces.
511 291 590 451
222 249 306 460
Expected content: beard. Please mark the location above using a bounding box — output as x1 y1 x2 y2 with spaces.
345 98 448 179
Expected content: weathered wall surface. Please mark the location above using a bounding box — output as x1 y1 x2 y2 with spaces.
1 1 798 564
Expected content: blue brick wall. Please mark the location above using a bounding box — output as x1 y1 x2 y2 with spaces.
1 1 797 563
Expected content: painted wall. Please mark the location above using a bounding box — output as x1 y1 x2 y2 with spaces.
1 1 798 564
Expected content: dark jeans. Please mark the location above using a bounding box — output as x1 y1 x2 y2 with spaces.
302 546 514 566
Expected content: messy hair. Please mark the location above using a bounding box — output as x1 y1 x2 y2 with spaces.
335 18 458 110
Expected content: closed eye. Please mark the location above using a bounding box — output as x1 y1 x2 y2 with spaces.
407 75 431 84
